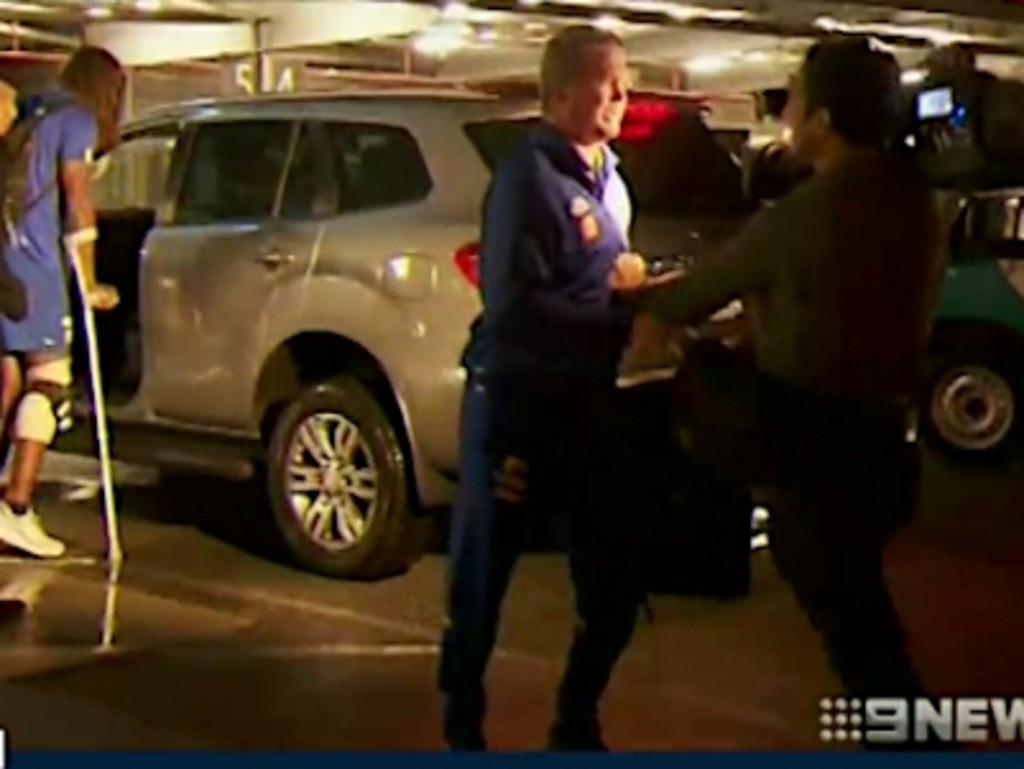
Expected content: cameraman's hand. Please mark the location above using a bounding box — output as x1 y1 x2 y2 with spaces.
642 269 686 288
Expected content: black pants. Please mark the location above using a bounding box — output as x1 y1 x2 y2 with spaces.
762 402 927 721
438 374 647 729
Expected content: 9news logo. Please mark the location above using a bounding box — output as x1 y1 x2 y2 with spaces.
820 696 1024 745
818 698 865 743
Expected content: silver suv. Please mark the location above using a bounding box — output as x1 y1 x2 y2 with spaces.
59 90 752 580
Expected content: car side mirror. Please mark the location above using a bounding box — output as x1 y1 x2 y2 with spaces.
743 141 813 204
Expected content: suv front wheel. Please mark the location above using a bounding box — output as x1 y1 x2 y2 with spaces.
266 376 422 580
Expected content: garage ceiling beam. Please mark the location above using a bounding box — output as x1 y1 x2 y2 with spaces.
244 1 439 49
452 0 1024 25
83 21 255 66
84 1 441 67
839 0 1024 23
0 21 78 48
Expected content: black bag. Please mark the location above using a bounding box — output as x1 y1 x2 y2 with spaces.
0 96 73 322
615 379 753 600
646 451 753 599
670 338 773 486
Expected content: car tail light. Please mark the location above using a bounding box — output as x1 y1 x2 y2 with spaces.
626 99 678 124
619 98 679 142
454 242 480 287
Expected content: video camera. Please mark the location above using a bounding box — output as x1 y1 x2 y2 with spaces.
901 49 1024 191
747 47 1024 200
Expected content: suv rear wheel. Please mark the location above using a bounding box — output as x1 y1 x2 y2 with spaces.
266 376 423 579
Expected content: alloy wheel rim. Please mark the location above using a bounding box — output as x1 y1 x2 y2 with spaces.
284 412 379 551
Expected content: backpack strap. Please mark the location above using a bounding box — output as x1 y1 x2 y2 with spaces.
2 99 75 241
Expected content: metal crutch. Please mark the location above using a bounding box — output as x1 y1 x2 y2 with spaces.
68 248 123 567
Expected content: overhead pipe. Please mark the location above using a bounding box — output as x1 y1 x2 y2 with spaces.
0 21 77 48
438 0 1024 58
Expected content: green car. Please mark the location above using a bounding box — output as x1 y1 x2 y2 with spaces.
922 193 1024 461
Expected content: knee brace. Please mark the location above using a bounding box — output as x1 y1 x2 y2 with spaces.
14 359 72 444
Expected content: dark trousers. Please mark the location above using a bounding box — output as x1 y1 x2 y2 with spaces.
761 397 927 724
438 373 646 730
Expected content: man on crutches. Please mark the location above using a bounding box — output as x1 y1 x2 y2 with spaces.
0 47 124 559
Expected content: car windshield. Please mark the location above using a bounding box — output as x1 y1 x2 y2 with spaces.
463 99 750 218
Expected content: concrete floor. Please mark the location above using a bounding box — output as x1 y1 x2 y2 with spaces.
0 451 1018 751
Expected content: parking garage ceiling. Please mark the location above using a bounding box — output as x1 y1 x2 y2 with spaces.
5 0 1024 90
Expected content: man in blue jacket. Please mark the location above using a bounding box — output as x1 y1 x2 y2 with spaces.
438 25 649 751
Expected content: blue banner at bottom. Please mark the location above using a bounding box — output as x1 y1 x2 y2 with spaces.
7 753 1023 768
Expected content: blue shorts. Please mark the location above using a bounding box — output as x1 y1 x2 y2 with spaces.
0 249 71 355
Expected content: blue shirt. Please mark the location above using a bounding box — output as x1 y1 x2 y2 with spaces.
0 91 97 352
465 123 635 382
9 91 97 270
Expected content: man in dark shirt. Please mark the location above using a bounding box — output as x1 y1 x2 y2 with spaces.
439 26 650 752
636 38 944 714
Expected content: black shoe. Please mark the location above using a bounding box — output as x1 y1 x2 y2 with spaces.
443 694 487 751
546 720 608 751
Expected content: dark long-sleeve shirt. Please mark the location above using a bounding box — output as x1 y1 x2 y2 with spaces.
639 153 945 402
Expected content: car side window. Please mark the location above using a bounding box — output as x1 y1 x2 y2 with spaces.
91 126 180 211
174 120 293 225
321 122 432 213
278 122 330 220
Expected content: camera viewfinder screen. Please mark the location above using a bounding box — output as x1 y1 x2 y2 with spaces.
917 87 955 120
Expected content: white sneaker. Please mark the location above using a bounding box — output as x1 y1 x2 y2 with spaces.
0 503 66 559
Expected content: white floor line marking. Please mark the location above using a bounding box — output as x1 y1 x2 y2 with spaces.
161 643 441 658
34 558 816 742
133 569 805 737
137 568 441 641
0 556 98 567
0 643 440 659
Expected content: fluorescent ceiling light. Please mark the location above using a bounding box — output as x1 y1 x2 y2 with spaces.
412 22 471 57
592 14 623 31
614 1 752 21
685 49 785 74
619 0 682 12
135 0 163 11
86 5 114 17
686 55 733 74
901 68 927 85
701 9 752 21
0 1 49 13
814 15 979 47
442 1 470 20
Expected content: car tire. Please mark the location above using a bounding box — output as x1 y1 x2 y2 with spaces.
266 376 423 580
921 343 1021 462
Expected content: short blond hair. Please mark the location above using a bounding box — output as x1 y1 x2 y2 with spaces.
539 25 624 110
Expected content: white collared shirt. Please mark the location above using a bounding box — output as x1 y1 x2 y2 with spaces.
600 146 633 247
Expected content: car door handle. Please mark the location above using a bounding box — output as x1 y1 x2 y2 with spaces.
256 251 295 268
